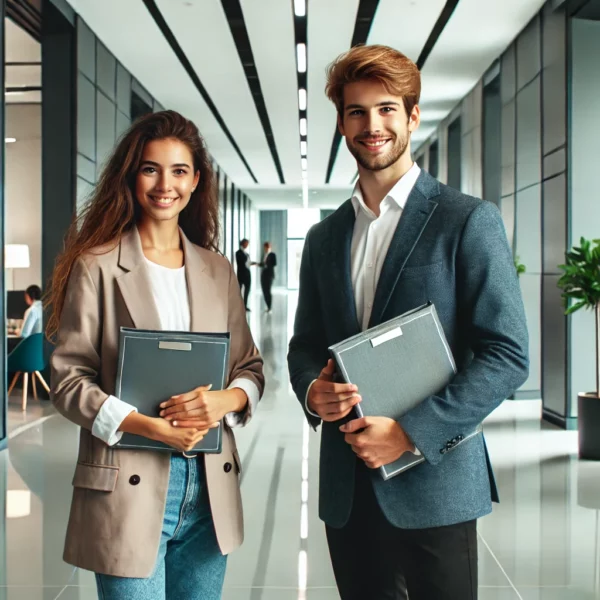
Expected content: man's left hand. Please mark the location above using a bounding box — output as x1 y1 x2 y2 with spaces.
340 417 416 469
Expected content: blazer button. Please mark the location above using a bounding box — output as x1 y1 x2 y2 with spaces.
224 462 232 473
129 475 141 486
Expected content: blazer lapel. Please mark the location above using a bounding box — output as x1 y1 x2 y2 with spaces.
115 226 162 331
328 201 361 338
180 232 212 332
368 172 440 328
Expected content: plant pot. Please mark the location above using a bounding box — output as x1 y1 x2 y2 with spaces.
578 392 600 459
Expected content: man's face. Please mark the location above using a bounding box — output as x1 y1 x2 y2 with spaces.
338 79 419 172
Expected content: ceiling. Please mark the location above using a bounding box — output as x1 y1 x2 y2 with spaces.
60 1 547 207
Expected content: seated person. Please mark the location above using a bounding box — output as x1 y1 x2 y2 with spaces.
18 285 43 338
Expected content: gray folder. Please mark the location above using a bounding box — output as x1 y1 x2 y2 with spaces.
329 303 481 480
114 327 229 453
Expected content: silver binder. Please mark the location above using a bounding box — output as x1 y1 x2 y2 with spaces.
329 303 481 480
114 327 230 453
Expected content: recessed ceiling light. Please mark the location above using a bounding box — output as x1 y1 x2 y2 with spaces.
294 0 306 17
298 89 307 111
296 44 306 73
300 118 307 136
5 138 17 143
301 158 308 170
300 141 307 156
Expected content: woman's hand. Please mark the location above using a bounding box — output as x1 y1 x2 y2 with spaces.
149 418 217 452
159 384 248 429
119 412 216 452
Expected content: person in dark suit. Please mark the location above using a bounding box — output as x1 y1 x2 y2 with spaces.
235 239 253 311
258 242 277 313
287 45 529 600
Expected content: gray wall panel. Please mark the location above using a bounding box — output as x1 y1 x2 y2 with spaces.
501 100 516 197
116 63 131 116
520 273 542 393
501 44 516 104
516 77 542 191
542 275 567 415
542 173 566 274
116 111 131 141
96 91 116 177
517 15 541 90
77 152 95 184
132 79 153 108
542 63 566 154
96 41 116 101
516 183 542 273
77 18 95 82
543 148 565 180
501 193 515 250
77 73 95 160
76 176 93 213
569 18 600 416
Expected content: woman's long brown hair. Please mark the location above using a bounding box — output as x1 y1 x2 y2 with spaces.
45 110 220 339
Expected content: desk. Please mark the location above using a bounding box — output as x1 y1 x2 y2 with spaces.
7 335 21 354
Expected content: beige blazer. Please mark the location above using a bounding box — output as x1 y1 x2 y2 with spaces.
51 227 264 578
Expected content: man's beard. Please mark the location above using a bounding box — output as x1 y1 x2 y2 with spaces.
347 133 409 172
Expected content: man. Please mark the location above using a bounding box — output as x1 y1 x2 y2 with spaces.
235 239 253 311
258 241 277 313
287 45 529 600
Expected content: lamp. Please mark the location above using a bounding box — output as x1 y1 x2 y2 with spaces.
5 244 30 290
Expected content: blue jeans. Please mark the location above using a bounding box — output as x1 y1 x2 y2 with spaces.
96 455 227 600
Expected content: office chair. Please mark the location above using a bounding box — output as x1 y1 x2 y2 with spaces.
7 333 50 411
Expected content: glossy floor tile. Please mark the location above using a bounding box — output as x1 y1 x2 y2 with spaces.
1 288 598 599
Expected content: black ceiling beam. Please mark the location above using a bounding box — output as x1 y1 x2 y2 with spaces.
221 0 285 184
142 0 258 183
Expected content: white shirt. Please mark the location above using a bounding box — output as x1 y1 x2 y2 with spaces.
21 300 43 338
351 163 421 330
305 164 423 455
92 258 259 446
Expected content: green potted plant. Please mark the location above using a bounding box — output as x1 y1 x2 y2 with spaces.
514 255 526 277
557 237 600 459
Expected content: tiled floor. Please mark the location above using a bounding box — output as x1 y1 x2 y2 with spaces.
0 289 597 599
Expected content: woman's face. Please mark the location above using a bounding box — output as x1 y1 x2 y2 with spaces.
135 137 200 224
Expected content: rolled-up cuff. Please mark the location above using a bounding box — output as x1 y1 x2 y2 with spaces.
304 379 320 418
225 378 260 428
91 395 137 446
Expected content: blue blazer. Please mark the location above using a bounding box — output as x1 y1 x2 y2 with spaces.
287 170 529 530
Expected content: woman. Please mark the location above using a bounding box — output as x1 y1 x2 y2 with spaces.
47 110 264 599
18 284 43 337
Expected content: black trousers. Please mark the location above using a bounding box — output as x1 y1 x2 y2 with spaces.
326 463 478 600
237 272 251 308
260 272 274 310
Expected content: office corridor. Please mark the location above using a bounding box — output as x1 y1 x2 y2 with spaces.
0 289 598 600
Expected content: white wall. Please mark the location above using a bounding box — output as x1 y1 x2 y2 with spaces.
5 104 42 291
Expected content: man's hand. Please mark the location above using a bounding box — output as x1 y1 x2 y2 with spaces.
340 417 416 469
307 359 361 422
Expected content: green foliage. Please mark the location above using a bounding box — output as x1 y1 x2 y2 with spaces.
557 237 600 315
514 255 526 277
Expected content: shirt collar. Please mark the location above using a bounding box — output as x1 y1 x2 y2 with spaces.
351 163 421 218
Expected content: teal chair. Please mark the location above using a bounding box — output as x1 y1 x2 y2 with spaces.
7 333 50 411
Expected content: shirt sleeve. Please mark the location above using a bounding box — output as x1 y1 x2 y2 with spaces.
91 395 138 446
225 377 260 428
20 309 36 338
304 379 321 418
